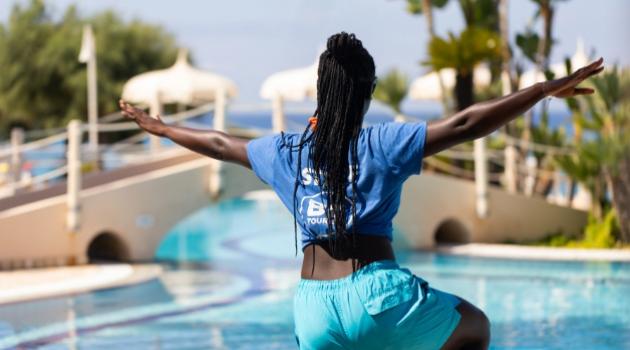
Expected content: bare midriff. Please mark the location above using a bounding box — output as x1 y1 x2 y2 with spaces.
300 235 395 280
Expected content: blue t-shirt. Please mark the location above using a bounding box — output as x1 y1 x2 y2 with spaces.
246 121 427 250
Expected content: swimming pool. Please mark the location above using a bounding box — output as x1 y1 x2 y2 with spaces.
1 195 629 349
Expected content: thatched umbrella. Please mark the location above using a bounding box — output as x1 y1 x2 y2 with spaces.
260 60 317 133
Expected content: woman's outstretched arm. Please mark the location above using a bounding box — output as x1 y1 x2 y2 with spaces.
118 100 251 168
423 57 605 157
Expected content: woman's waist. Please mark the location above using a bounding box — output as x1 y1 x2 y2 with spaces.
301 235 395 280
301 229 393 247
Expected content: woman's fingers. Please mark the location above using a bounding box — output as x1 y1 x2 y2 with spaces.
588 66 605 77
119 102 133 119
583 57 604 74
119 99 140 120
577 57 604 79
568 58 604 88
573 87 595 95
545 57 604 98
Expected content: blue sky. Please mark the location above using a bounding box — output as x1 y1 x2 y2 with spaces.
1 0 629 107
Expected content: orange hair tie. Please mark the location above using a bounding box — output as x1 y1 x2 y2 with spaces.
308 116 318 131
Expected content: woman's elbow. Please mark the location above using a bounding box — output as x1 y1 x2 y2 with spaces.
453 107 492 141
450 113 480 142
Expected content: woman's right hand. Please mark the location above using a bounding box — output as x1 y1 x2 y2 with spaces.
118 99 167 137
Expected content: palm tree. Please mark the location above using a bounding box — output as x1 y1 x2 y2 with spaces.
424 27 502 111
406 0 451 113
373 69 410 122
498 0 514 96
515 0 567 153
555 67 630 242
498 0 520 193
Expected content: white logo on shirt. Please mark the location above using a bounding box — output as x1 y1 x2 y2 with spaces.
298 191 354 227
301 167 354 186
306 199 325 216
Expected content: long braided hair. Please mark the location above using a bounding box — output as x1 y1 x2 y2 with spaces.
289 32 376 265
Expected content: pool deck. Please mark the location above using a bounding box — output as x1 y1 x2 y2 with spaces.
2 244 629 305
435 243 630 262
0 264 162 305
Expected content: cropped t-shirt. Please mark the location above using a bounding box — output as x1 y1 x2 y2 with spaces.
246 121 427 250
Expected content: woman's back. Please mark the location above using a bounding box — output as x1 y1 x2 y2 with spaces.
246 121 427 249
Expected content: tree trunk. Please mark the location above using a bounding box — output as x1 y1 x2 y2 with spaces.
592 178 604 221
498 0 513 95
539 1 554 67
607 154 630 243
534 156 554 196
499 0 519 193
567 179 577 204
455 71 474 111
422 0 450 114
459 0 476 26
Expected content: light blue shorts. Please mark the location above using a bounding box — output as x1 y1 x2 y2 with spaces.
293 260 461 350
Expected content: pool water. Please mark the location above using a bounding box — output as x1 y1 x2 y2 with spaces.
1 195 629 349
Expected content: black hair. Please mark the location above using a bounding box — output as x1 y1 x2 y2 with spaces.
288 32 376 270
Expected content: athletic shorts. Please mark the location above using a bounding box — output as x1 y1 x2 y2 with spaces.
293 260 461 350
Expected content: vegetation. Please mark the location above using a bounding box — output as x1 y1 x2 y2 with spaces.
424 27 502 111
406 0 452 112
0 0 179 138
373 69 409 118
410 0 503 111
401 0 629 248
555 66 630 243
531 209 620 249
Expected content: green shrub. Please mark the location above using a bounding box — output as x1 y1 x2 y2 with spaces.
567 209 618 248
526 208 619 249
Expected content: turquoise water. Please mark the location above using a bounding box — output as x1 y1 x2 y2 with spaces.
1 196 629 349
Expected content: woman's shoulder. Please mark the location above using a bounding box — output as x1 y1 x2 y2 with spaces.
365 121 427 139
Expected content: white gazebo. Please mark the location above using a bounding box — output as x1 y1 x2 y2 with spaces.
518 39 590 89
409 65 492 101
260 60 318 133
121 49 237 199
122 49 238 150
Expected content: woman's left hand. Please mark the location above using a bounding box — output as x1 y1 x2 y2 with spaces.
118 99 167 136
542 57 604 98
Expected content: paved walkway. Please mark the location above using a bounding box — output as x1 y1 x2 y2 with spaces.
435 243 630 262
0 264 162 304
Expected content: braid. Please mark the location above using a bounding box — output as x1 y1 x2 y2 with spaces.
291 124 314 256
290 32 375 265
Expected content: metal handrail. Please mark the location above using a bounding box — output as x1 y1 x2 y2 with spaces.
0 132 68 159
9 165 69 191
424 156 504 182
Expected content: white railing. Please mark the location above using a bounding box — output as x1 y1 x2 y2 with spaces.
0 102 216 200
0 102 581 226
402 113 579 210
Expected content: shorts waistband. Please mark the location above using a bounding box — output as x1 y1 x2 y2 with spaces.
296 259 399 293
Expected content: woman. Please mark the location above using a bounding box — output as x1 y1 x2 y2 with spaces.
119 33 603 350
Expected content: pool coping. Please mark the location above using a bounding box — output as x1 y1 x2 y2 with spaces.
433 243 630 262
0 263 162 305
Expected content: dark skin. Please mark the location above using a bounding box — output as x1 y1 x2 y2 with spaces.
120 57 603 349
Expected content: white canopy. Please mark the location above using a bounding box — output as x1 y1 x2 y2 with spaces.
518 39 590 89
260 62 318 101
121 49 238 106
409 65 491 101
